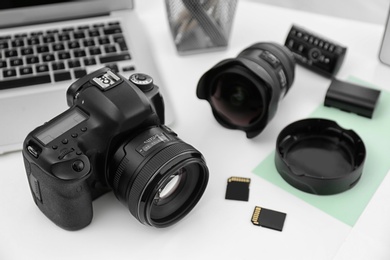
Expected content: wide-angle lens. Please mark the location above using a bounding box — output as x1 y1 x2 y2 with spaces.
197 42 295 138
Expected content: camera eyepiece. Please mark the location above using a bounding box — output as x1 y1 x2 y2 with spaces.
197 42 296 138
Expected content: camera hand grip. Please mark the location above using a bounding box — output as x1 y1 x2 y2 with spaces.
26 158 93 230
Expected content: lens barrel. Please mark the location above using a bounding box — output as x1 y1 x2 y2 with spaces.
107 126 209 227
197 42 295 138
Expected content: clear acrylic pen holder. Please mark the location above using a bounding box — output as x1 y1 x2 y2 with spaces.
165 0 238 54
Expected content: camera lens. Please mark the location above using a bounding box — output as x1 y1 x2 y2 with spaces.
197 42 295 138
107 126 209 227
210 68 266 127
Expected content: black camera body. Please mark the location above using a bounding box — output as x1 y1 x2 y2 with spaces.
23 68 208 230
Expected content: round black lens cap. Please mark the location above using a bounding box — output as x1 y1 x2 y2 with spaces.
275 118 366 195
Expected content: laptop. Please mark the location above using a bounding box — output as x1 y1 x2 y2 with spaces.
379 6 390 65
0 0 175 154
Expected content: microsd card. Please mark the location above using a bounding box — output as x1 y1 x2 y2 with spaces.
225 177 250 201
251 206 287 231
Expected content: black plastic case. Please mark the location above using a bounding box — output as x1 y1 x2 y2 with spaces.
275 118 366 195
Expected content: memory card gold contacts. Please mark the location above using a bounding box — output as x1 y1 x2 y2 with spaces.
225 177 250 201
251 206 287 231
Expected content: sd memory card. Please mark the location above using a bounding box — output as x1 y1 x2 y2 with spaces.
225 177 250 201
251 206 287 231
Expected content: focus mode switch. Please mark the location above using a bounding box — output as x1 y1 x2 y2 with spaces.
260 51 280 68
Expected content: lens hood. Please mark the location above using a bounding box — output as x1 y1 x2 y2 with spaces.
197 58 273 138
275 118 366 195
196 42 295 138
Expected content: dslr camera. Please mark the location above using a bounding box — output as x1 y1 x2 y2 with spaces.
23 68 209 230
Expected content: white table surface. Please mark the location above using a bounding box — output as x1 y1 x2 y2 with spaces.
1 1 390 259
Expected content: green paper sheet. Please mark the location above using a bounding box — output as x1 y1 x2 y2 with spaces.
253 78 390 226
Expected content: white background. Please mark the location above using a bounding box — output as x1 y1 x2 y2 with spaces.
253 0 389 25
1 0 390 259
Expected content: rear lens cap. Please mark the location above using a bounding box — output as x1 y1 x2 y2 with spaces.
275 118 366 195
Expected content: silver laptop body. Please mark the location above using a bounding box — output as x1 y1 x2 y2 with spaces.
0 0 174 154
379 7 390 65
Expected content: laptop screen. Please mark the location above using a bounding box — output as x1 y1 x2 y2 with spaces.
0 0 74 10
0 0 133 29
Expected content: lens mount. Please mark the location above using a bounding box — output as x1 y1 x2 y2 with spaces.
108 126 209 227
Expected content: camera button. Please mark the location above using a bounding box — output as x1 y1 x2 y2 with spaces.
71 133 78 138
58 148 74 160
52 145 58 150
62 139 68 144
309 48 321 62
72 160 85 172
81 127 87 132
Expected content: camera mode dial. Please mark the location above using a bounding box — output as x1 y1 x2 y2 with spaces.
129 73 154 92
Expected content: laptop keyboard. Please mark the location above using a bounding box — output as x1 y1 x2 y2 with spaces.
0 21 134 90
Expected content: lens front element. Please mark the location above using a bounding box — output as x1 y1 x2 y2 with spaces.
211 70 265 127
156 171 183 201
148 161 206 226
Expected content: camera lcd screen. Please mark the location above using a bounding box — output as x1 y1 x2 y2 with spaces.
35 108 87 145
